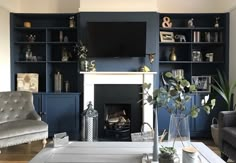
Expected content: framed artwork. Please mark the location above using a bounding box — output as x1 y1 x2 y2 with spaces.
160 31 175 42
191 76 211 92
17 73 39 92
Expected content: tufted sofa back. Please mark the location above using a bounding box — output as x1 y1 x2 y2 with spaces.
0 91 35 124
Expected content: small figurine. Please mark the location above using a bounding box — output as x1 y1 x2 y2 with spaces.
214 17 220 28
25 45 33 61
140 65 150 72
188 18 194 28
61 47 71 62
148 53 155 64
88 60 96 72
69 16 75 28
175 34 186 42
26 34 36 42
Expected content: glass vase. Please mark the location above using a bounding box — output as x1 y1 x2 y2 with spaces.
168 114 190 147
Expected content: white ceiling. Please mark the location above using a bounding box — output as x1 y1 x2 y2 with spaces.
1 0 236 13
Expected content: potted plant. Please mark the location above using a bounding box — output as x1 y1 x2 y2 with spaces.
143 72 216 161
159 146 180 163
75 40 88 71
211 69 236 111
210 69 236 146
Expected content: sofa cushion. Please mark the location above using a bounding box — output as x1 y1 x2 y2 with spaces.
223 127 236 148
0 120 48 139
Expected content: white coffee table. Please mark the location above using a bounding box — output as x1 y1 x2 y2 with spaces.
29 141 225 163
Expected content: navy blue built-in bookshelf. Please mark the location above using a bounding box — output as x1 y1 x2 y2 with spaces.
10 12 229 138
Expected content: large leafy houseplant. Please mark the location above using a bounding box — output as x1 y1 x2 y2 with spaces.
211 69 236 111
210 69 236 146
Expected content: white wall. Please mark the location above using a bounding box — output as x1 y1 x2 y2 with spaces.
0 7 10 91
0 0 20 12
18 0 79 13
79 0 157 12
79 0 236 12
157 0 220 13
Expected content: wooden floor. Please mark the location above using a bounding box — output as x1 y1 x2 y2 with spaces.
0 139 234 163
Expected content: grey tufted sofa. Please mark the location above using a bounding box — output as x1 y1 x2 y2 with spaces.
0 91 48 152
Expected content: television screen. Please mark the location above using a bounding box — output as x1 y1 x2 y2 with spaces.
87 22 146 57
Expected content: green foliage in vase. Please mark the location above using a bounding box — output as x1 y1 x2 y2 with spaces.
211 69 236 111
75 40 88 61
143 72 216 118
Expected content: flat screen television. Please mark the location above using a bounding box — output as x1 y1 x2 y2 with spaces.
87 22 146 57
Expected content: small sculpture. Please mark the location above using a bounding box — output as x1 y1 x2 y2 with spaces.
140 65 150 72
188 18 194 28
214 17 220 28
69 16 75 28
175 34 186 42
162 16 172 28
26 34 36 42
88 60 96 72
25 45 33 61
61 47 71 62
148 53 155 64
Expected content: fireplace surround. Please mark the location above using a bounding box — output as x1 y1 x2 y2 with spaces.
81 72 156 134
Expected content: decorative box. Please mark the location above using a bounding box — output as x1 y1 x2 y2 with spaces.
53 132 69 148
17 73 39 92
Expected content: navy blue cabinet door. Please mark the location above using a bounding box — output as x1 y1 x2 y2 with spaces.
191 94 210 137
42 94 80 140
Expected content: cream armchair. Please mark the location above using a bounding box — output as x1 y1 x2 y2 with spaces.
0 91 48 152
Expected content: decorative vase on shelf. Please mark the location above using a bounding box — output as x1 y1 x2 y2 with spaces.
80 60 89 72
168 114 190 147
169 47 177 61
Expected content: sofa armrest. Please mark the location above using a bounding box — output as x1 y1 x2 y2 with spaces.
218 111 236 150
27 110 41 121
219 111 236 127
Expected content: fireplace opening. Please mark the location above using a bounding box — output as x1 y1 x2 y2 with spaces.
104 104 131 141
95 84 142 141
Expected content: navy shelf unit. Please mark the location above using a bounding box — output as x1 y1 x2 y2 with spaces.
10 12 229 139
10 13 79 93
158 13 229 137
10 13 80 140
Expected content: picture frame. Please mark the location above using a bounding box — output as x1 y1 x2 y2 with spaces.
191 76 211 92
160 31 175 42
17 73 39 92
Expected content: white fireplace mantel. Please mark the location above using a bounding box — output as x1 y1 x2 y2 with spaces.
81 71 157 129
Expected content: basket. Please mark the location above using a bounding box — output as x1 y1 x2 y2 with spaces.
211 117 219 147
131 122 154 142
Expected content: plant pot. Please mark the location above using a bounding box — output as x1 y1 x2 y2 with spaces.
168 114 190 147
159 154 180 163
211 117 219 146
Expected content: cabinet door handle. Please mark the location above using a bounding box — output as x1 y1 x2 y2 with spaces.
43 112 47 115
39 111 43 115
